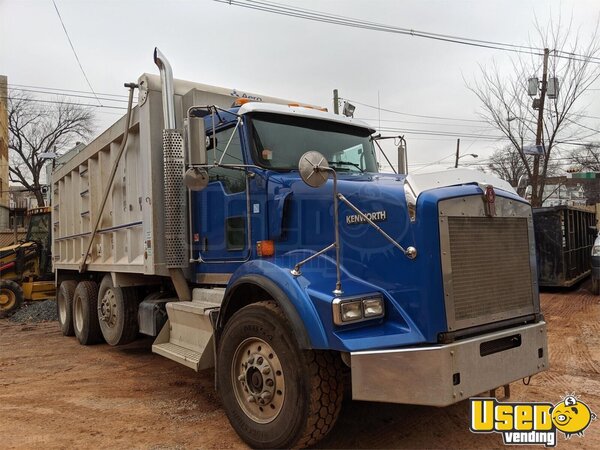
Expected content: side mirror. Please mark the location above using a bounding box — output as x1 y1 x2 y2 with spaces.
186 106 209 165
298 151 330 188
184 167 209 191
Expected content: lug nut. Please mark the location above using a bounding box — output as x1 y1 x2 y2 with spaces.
257 357 264 365
261 392 272 402
261 367 271 375
248 357 254 365
238 374 245 381
265 379 274 387
247 396 255 403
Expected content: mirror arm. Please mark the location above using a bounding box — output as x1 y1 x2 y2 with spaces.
217 117 243 166
337 193 417 260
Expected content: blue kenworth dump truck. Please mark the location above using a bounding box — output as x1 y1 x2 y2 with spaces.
51 49 548 448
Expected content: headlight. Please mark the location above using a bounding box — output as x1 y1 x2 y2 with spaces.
363 298 384 317
593 245 600 256
333 295 385 325
340 301 362 322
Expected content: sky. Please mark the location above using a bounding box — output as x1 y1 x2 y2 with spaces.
1 0 600 175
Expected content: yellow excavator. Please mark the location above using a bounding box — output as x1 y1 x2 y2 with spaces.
0 207 55 317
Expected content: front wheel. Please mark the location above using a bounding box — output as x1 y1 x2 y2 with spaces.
217 301 344 449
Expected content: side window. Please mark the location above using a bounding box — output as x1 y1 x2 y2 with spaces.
206 126 246 193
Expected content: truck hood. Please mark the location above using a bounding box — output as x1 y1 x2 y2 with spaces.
263 168 525 345
265 168 518 243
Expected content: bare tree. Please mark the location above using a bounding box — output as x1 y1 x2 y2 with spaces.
467 16 600 206
567 142 600 171
8 93 95 206
487 145 529 188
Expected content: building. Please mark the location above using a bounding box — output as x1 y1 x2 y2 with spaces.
541 175 600 207
0 75 9 229
8 186 33 230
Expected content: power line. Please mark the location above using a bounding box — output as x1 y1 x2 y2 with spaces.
377 126 505 140
214 0 600 64
8 87 131 104
0 95 127 110
2 82 129 99
357 117 493 129
51 0 103 106
345 98 487 123
214 0 542 56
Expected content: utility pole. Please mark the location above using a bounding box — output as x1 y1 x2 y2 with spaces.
532 48 550 207
333 89 339 115
454 138 461 168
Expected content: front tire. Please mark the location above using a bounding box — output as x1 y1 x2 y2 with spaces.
0 280 24 318
57 280 77 336
97 275 139 346
73 281 103 345
218 301 344 449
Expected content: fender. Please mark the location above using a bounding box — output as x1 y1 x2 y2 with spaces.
217 259 329 349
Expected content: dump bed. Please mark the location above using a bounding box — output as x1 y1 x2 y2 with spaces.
51 74 304 276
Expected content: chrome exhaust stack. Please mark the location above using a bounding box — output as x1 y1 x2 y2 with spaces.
154 47 176 129
153 47 191 301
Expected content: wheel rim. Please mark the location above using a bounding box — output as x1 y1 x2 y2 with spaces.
0 289 16 311
231 337 285 424
57 292 67 324
99 288 117 328
74 296 84 334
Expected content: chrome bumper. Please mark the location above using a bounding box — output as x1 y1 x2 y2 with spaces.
350 321 548 407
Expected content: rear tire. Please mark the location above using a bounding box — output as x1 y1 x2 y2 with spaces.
73 281 103 345
218 301 344 449
97 275 139 346
0 280 24 318
57 280 77 336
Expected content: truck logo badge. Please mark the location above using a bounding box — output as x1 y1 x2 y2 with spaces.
230 88 263 102
484 185 496 217
346 210 387 225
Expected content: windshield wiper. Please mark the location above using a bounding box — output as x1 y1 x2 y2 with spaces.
327 161 364 172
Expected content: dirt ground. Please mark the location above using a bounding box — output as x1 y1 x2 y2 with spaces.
2 288 600 449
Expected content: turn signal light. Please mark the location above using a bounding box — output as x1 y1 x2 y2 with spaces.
257 240 275 257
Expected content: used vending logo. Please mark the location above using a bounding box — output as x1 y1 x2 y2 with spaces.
470 395 596 447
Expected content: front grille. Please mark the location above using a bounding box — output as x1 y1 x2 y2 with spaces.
446 216 535 329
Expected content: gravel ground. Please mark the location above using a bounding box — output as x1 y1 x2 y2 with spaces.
9 300 58 323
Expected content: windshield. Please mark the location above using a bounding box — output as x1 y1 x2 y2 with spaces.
250 112 378 173
26 213 50 244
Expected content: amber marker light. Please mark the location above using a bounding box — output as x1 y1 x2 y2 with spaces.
257 240 275 257
233 98 253 106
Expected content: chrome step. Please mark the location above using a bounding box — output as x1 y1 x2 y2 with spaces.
152 341 201 370
151 299 218 371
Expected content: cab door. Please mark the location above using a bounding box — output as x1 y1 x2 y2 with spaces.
194 124 249 262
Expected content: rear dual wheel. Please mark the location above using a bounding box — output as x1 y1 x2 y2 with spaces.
57 280 77 336
73 281 104 345
97 275 138 346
